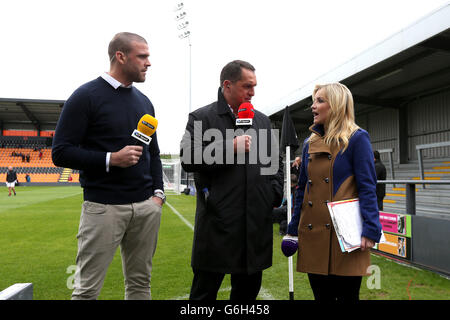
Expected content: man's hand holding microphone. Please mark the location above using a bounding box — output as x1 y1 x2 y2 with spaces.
110 114 163 207
234 102 255 154
111 114 158 168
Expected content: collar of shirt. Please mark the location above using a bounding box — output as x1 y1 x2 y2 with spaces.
228 104 238 117
101 72 132 89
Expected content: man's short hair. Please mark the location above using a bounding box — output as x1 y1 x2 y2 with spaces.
220 60 255 88
291 174 298 185
374 150 381 161
108 32 147 63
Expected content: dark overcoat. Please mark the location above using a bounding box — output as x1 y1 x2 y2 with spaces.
375 159 387 199
180 88 284 274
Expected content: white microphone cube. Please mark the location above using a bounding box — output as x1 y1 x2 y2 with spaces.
131 129 152 145
235 118 253 126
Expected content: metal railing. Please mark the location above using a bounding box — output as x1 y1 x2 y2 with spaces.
378 148 395 187
416 141 450 188
378 179 450 215
377 179 450 276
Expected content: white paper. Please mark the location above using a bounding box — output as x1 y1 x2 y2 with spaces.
327 199 363 252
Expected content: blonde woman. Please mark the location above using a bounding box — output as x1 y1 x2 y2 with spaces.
287 83 382 301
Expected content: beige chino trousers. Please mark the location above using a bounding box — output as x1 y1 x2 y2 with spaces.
71 196 162 300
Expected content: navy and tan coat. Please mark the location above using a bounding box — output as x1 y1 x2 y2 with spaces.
288 124 382 276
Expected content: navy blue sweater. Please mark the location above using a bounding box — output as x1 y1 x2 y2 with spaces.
52 77 163 204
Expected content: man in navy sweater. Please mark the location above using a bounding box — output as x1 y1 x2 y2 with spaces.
52 32 165 300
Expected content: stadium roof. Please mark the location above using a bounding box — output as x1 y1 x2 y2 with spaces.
0 97 65 131
268 4 450 133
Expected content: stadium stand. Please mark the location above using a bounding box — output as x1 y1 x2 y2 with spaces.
0 135 79 184
383 159 450 218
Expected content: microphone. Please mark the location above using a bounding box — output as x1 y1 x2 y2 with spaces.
235 102 255 127
281 235 298 257
131 114 158 145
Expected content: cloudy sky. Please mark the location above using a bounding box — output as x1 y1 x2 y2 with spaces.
0 0 448 153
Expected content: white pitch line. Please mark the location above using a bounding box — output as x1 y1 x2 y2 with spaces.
166 201 194 231
165 200 276 301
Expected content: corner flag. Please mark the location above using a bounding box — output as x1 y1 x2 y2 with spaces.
280 106 299 300
281 106 299 152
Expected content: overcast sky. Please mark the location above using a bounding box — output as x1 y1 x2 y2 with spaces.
0 0 448 153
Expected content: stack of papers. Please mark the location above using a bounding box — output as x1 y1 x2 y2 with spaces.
327 199 362 252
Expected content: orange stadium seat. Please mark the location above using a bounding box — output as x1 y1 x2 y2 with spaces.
0 136 77 183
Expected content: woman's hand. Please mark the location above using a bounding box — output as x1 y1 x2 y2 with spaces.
361 236 375 251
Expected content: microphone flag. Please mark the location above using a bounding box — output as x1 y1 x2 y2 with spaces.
280 105 299 301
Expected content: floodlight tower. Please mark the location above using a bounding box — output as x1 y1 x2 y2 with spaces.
174 2 192 113
174 2 192 187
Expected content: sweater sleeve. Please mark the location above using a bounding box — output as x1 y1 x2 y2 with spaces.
148 131 164 192
180 112 234 173
52 87 107 170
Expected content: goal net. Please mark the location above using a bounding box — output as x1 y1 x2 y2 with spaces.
162 159 182 195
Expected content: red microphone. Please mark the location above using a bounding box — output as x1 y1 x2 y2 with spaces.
236 102 255 127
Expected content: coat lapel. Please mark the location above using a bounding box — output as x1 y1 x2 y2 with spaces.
308 124 331 155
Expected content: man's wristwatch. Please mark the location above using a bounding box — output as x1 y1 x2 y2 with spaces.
153 191 166 204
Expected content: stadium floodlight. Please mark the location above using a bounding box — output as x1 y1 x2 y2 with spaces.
177 21 189 30
175 12 187 21
173 2 184 11
173 1 193 187
178 31 191 39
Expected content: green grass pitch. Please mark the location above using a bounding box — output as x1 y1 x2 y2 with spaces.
0 186 448 300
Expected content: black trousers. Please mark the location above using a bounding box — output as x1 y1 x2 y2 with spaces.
189 269 262 300
307 273 362 302
377 197 384 211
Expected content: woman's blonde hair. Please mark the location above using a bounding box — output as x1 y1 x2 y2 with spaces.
310 82 359 152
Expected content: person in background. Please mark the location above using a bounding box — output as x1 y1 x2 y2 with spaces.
374 150 387 211
52 32 164 300
272 173 298 235
291 156 301 176
287 82 382 301
6 166 18 196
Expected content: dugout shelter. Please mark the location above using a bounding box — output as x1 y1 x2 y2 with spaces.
0 98 79 184
266 4 450 276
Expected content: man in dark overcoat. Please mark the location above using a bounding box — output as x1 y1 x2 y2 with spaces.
374 150 387 210
180 60 284 300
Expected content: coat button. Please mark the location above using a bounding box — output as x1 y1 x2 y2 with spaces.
308 201 313 206
324 177 329 183
307 224 313 230
308 179 312 185
325 223 331 229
